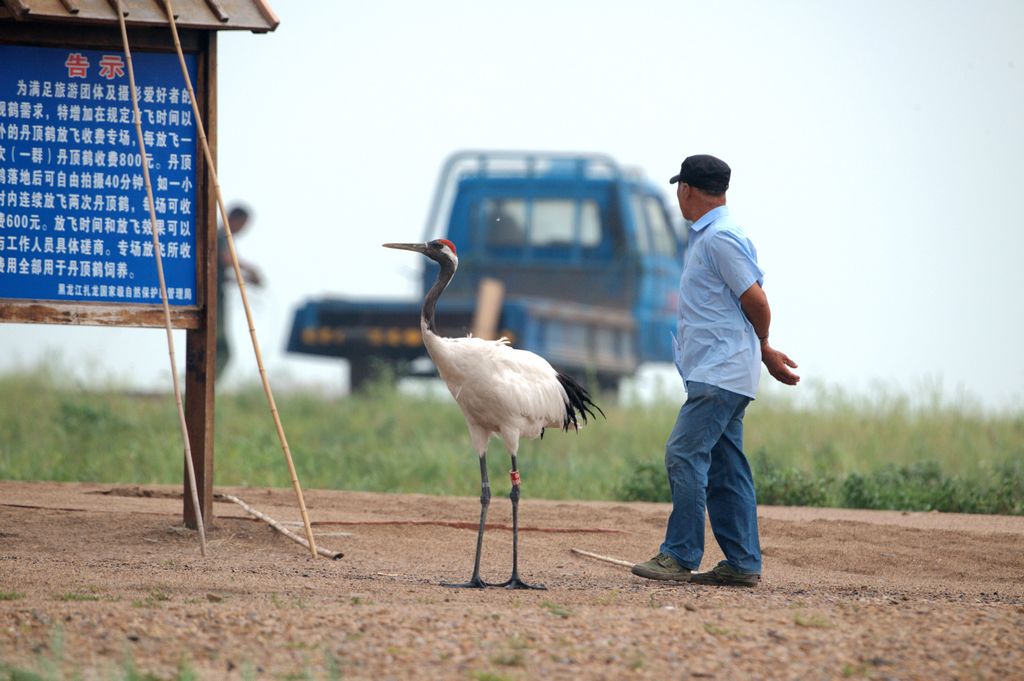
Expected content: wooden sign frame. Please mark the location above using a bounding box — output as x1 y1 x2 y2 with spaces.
0 21 218 528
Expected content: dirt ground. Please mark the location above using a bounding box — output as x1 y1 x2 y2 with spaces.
1 481 1022 680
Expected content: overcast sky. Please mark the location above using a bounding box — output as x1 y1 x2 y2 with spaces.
3 0 1022 410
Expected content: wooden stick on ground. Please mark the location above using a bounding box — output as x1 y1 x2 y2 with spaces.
161 0 318 559
279 521 352 537
115 0 206 557
221 494 343 560
571 547 635 569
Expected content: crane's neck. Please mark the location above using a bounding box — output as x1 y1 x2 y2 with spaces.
422 258 456 335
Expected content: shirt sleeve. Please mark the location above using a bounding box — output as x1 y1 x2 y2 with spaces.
706 230 764 298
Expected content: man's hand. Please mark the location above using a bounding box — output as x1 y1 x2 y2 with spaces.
240 262 263 287
739 282 799 386
761 342 800 385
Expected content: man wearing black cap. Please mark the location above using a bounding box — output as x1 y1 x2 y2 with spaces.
632 154 799 587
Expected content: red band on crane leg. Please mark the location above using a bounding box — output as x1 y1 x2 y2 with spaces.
510 470 521 487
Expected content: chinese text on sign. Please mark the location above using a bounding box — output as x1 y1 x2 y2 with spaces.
0 44 199 305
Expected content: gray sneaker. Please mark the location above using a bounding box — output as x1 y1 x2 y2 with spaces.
631 553 691 582
690 560 760 587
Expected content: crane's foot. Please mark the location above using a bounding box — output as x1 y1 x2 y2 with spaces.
493 575 546 590
441 575 490 589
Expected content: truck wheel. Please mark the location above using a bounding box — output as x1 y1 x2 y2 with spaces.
348 358 381 393
596 374 622 394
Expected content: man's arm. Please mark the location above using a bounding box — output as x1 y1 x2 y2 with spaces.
739 282 800 386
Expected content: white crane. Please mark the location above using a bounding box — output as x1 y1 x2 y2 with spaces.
384 238 602 589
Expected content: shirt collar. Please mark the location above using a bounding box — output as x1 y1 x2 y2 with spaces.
690 205 730 233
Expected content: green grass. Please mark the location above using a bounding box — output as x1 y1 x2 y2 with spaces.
0 364 1021 514
702 622 731 636
473 673 515 681
0 642 200 681
0 623 342 681
132 589 172 609
53 593 99 603
539 600 573 619
794 611 833 629
0 626 200 681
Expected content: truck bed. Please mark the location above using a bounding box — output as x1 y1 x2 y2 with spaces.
286 298 474 361
286 295 638 387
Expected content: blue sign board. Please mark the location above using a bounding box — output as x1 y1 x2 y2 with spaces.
0 44 198 305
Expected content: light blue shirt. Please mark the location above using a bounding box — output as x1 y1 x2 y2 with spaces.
673 205 764 398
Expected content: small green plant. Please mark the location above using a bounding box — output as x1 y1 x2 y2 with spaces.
55 592 100 602
473 673 514 681
752 449 833 507
703 622 730 636
490 651 526 667
842 662 868 677
794 611 833 629
506 635 530 650
0 627 64 680
323 652 344 681
119 656 160 681
132 589 171 608
0 590 24 601
593 588 621 606
616 460 669 502
540 600 572 619
172 655 199 681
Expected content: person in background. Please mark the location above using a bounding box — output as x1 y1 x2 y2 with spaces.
215 204 262 381
632 155 799 587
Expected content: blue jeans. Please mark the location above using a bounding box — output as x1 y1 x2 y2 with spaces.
660 381 761 574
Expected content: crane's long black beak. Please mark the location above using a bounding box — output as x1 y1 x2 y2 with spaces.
383 242 428 254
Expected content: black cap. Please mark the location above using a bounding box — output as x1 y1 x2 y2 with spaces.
669 154 731 193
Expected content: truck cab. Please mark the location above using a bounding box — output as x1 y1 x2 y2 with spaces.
287 150 683 391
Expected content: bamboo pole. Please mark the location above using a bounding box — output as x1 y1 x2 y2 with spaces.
161 0 318 558
570 547 634 569
114 0 206 556
221 494 342 560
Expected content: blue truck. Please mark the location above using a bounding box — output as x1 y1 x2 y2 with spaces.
286 150 684 391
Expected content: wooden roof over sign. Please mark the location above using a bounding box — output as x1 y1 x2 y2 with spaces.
0 0 278 32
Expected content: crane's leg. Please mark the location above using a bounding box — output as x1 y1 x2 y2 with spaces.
495 454 546 590
442 454 491 588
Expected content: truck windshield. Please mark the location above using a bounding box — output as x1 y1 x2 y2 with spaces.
479 197 601 249
631 194 676 257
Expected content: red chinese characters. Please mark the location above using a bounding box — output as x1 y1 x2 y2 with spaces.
65 53 90 78
98 55 125 80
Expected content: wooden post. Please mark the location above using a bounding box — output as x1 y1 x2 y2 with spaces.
471 277 505 340
184 331 214 527
183 30 217 529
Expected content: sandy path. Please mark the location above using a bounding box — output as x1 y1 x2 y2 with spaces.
1 480 1022 679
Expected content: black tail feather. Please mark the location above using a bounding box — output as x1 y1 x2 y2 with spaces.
556 372 605 432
